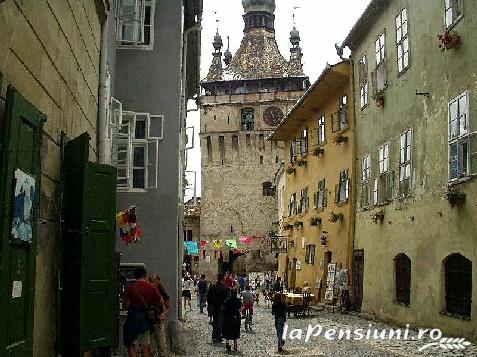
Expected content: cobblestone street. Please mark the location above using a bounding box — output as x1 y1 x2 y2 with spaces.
182 297 476 357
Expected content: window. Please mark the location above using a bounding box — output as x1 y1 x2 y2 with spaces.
375 32 385 65
358 55 368 108
372 32 387 93
289 193 297 216
336 169 350 203
117 0 156 49
361 155 370 208
300 127 308 155
259 155 264 164
259 134 265 150
305 245 316 264
110 102 159 190
206 136 212 162
289 139 298 163
262 181 275 196
317 114 326 144
444 253 472 317
246 134 251 147
332 96 348 132
399 129 412 195
232 135 238 151
299 187 309 214
314 179 327 209
219 136 225 165
379 143 389 174
395 254 411 306
396 8 410 73
448 91 476 181
445 0 463 28
241 108 254 131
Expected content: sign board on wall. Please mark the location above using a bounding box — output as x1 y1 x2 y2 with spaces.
325 263 336 301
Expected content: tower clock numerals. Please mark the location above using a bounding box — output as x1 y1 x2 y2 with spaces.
263 106 284 126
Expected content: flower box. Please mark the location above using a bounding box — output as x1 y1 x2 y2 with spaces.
329 211 343 223
444 185 466 207
297 157 307 167
312 147 325 157
372 90 385 108
310 217 322 226
286 166 296 175
293 221 303 229
333 134 348 145
437 30 462 51
371 210 385 224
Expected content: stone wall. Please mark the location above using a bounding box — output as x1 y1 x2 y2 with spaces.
0 1 104 355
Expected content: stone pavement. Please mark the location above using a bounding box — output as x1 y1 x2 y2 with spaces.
182 297 477 357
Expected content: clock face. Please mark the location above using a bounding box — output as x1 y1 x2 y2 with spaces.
263 106 284 126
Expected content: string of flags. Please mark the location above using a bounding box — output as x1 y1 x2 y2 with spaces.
184 236 262 259
117 206 142 246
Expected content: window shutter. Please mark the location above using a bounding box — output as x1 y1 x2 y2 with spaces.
149 115 164 139
147 140 158 189
323 189 328 207
373 178 378 205
469 132 477 175
116 0 146 43
334 184 339 203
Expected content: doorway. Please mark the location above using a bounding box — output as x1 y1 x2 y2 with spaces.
352 249 364 311
289 258 297 289
320 251 332 301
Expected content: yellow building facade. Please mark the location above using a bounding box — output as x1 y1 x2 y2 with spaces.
270 61 354 302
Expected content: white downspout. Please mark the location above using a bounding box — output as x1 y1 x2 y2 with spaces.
98 18 109 164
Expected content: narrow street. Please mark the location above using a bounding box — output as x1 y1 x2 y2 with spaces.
182 297 476 357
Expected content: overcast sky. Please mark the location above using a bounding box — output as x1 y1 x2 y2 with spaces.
184 0 371 202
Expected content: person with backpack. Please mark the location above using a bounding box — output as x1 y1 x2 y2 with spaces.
207 273 230 343
123 266 164 357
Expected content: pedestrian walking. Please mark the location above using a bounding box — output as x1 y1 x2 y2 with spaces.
222 289 242 352
207 273 230 343
240 285 255 318
271 293 287 352
182 275 194 311
207 282 214 324
238 274 246 292
149 274 170 357
123 266 164 357
273 276 283 293
196 274 208 313
223 271 234 290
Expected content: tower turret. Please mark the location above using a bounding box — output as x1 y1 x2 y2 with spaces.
206 29 224 81
288 26 304 76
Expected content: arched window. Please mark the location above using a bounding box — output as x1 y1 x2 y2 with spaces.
241 108 254 131
395 254 411 306
444 253 472 317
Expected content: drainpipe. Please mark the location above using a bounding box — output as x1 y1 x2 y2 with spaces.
98 19 109 164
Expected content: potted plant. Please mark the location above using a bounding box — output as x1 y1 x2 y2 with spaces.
284 223 294 230
333 134 348 145
371 210 385 224
329 211 344 223
444 184 466 207
310 217 322 226
293 221 303 229
312 147 325 157
297 156 307 167
437 30 462 51
320 235 327 247
372 90 385 107
286 164 296 175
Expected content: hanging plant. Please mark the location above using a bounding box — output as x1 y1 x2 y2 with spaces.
333 134 348 145
372 90 385 108
293 221 303 229
320 235 327 247
437 30 462 51
329 211 344 223
312 147 325 157
297 156 307 167
286 164 296 175
444 184 466 207
371 210 385 224
284 223 294 230
310 217 322 226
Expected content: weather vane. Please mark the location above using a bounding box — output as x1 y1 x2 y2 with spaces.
292 6 301 25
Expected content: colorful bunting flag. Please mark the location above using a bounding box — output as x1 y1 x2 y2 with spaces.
225 239 237 249
200 240 209 248
213 240 222 249
184 241 199 255
239 236 253 245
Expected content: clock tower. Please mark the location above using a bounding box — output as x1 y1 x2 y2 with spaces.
198 0 309 278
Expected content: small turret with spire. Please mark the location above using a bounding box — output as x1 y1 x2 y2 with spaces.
224 36 232 66
287 20 304 76
206 28 224 81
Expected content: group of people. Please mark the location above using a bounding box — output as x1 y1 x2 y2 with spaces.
123 266 170 357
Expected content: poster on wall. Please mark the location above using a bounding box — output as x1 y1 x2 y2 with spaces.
296 260 302 271
11 169 36 244
325 263 336 301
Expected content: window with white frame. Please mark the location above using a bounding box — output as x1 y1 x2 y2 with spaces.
379 143 389 174
314 179 327 209
290 139 298 163
448 91 476 180
305 244 315 264
358 55 368 108
116 0 156 49
318 114 326 144
396 8 410 73
373 32 387 93
399 129 412 195
375 32 385 65
289 193 297 216
361 155 370 208
110 98 162 190
299 187 309 214
445 0 463 29
300 127 308 155
336 169 350 203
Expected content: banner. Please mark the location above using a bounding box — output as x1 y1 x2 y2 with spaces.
225 239 237 249
200 240 209 249
184 241 199 255
213 239 222 249
239 236 253 245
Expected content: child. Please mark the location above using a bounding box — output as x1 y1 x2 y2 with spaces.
271 293 287 352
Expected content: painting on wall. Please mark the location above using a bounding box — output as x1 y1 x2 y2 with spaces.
11 169 36 244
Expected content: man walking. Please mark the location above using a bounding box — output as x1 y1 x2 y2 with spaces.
207 273 230 343
197 274 208 313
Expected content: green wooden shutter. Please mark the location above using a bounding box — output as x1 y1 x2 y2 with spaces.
0 86 45 356
61 133 117 355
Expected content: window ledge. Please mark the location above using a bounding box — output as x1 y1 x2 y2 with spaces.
117 188 149 193
117 44 154 51
448 175 474 186
393 300 410 308
396 193 412 201
360 206 370 212
446 14 464 32
335 200 349 207
397 65 411 78
439 310 471 321
374 201 391 207
314 207 325 213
